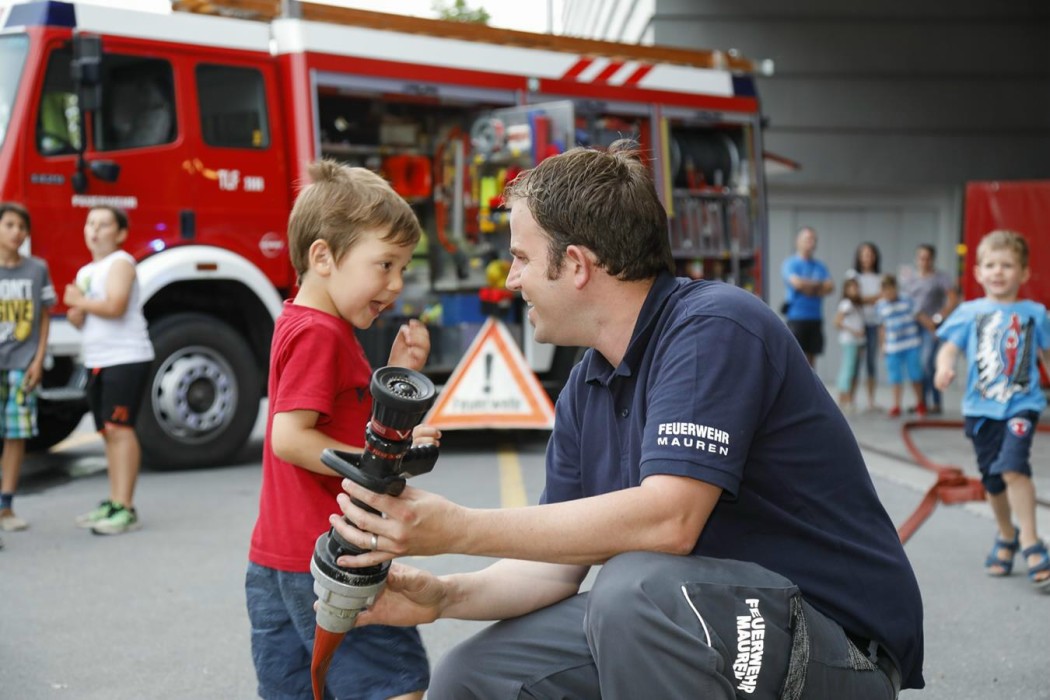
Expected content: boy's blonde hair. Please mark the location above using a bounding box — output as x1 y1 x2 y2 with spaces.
976 229 1029 268
287 160 421 280
881 273 897 289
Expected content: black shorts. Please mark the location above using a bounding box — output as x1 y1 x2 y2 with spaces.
788 319 825 356
87 361 151 431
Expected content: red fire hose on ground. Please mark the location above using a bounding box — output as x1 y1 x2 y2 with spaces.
895 419 1050 544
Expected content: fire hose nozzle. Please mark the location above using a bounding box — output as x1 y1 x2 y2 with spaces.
310 553 386 634
309 366 437 700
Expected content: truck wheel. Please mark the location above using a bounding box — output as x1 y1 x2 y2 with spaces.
138 313 261 467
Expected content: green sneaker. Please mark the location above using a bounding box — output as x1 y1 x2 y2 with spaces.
76 500 116 529
90 505 140 536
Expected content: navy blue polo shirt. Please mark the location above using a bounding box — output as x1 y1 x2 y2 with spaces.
542 273 925 690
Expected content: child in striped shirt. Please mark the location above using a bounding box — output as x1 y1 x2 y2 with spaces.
875 274 929 418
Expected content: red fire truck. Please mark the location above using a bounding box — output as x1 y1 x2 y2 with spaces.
961 181 1049 305
0 0 771 465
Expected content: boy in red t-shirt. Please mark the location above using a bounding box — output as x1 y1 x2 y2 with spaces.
246 161 438 700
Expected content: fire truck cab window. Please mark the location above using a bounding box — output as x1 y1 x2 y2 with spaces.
35 46 80 156
1 35 29 150
98 57 175 151
196 64 269 149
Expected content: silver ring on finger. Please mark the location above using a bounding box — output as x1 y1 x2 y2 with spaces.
370 533 379 551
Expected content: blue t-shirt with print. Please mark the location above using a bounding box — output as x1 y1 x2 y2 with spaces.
544 273 925 690
781 254 829 321
937 298 1049 419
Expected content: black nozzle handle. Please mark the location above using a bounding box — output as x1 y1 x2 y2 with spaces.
321 448 410 497
399 444 440 478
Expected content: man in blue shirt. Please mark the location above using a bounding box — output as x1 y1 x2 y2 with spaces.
332 142 924 699
782 227 834 367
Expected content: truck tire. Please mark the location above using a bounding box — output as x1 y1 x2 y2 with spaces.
138 313 261 467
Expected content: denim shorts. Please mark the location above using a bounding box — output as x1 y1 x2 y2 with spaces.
964 411 1039 495
246 562 429 700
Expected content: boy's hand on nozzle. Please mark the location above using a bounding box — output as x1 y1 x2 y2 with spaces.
388 319 430 372
411 424 441 448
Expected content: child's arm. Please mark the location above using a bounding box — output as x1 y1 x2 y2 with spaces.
934 340 961 391
271 411 442 476
271 409 360 476
63 259 135 319
388 319 430 371
833 306 847 331
24 312 49 391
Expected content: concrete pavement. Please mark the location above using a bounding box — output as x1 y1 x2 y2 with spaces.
837 381 1050 698
2 385 1049 699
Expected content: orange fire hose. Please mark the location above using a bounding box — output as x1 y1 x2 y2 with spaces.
311 626 345 700
895 419 1050 543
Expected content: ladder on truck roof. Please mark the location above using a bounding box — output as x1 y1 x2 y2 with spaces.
172 0 767 75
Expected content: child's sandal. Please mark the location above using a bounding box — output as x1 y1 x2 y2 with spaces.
984 526 1019 577
1020 540 1050 591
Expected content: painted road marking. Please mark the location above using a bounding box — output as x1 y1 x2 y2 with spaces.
498 443 527 508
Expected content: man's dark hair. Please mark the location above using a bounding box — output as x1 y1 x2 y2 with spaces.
917 243 936 259
502 139 674 281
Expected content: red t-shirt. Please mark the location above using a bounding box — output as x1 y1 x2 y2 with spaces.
248 302 373 571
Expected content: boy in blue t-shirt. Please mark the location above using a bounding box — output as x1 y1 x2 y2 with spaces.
936 230 1050 591
875 274 926 418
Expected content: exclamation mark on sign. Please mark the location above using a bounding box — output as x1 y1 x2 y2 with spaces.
483 352 493 393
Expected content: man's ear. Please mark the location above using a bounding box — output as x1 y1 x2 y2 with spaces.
309 240 334 276
564 244 598 290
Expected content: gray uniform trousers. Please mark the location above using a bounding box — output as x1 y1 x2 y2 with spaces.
429 552 899 700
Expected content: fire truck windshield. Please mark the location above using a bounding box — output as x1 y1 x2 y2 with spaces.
0 34 29 149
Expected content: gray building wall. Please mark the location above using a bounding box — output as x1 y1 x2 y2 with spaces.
562 0 1050 382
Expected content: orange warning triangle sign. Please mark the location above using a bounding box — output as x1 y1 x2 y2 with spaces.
426 317 555 430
